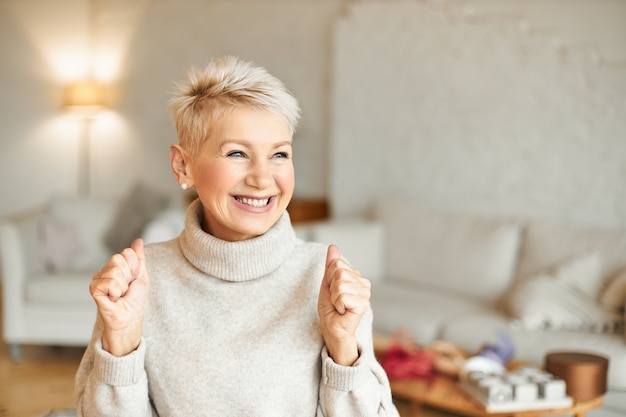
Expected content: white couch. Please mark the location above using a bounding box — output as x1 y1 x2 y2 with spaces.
4 193 625 395
298 199 626 392
0 186 173 360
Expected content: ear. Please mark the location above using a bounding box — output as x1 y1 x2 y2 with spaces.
170 144 193 187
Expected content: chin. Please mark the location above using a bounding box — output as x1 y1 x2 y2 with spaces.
238 221 275 238
233 210 284 238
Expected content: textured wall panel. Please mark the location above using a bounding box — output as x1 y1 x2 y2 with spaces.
331 0 626 229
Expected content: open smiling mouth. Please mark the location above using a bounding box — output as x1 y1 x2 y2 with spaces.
234 196 272 207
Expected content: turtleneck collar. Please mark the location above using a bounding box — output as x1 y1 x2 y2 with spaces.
179 199 297 282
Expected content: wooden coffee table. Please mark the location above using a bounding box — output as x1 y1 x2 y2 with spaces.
390 374 603 417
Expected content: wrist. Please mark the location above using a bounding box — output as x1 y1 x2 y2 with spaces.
102 326 142 357
324 335 359 366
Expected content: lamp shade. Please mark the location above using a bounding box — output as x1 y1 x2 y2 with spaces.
62 82 107 109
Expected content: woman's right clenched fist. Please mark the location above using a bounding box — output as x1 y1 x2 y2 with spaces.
89 238 150 356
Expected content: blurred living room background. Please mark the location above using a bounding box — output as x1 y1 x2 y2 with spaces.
1 0 625 416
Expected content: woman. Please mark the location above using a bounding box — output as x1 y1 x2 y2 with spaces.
75 56 399 416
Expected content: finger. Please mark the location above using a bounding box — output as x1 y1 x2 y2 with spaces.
328 269 352 315
123 239 150 303
322 245 343 313
324 245 353 285
331 292 371 317
120 239 146 282
325 244 341 267
328 269 371 314
130 238 149 282
92 248 137 301
103 252 133 278
90 269 127 302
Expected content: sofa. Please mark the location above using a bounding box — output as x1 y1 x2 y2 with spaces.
3 192 626 395
297 199 626 392
0 185 175 360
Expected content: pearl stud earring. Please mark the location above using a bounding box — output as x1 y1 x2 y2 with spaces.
181 183 188 190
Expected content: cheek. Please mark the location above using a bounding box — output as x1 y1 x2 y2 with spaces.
192 162 236 195
278 165 295 193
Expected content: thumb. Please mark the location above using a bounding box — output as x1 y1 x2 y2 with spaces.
130 238 149 282
325 244 341 268
321 244 341 290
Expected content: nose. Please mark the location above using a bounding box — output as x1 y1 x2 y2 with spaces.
245 159 273 189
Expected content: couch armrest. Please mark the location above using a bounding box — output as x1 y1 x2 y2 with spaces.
1 207 48 337
308 219 386 284
1 220 28 338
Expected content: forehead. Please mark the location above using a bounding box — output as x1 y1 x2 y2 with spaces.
208 106 292 146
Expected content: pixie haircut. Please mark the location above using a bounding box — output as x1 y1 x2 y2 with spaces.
169 56 301 156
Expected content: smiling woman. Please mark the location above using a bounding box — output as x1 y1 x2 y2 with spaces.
73 56 400 417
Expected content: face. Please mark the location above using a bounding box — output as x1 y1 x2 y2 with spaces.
180 106 294 241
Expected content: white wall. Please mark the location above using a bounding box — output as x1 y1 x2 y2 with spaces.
0 0 343 216
331 0 626 230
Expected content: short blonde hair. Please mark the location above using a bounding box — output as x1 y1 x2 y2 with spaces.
169 56 301 156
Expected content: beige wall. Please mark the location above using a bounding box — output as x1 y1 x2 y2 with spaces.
0 0 343 216
331 0 626 229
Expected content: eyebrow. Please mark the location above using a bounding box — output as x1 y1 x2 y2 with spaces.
218 139 292 149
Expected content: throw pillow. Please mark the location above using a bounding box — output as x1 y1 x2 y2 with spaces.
372 199 522 302
599 267 626 312
103 183 170 253
310 220 385 283
553 251 605 295
49 196 117 270
507 252 623 333
39 217 83 272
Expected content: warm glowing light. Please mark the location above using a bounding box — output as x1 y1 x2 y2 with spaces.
52 49 91 82
92 50 122 82
6 0 151 85
62 82 108 112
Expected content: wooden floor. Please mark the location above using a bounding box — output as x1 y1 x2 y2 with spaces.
0 287 86 417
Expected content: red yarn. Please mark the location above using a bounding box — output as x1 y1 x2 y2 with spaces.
379 342 435 380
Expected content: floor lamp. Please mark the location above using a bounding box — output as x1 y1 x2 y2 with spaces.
62 82 107 196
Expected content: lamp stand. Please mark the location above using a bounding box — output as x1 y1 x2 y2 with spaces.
78 117 93 196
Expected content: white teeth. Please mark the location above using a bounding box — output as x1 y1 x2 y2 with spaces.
237 197 270 207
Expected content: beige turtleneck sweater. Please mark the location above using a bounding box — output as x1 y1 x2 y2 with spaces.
74 200 399 417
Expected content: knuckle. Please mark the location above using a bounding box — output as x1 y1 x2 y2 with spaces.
334 292 348 305
120 247 134 256
111 253 125 263
362 277 372 290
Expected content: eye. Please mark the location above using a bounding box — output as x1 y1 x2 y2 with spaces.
273 151 290 159
227 151 246 158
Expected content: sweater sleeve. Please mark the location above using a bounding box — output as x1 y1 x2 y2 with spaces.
317 307 400 417
74 319 155 417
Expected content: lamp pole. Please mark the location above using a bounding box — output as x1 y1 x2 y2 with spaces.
62 82 106 197
78 116 93 196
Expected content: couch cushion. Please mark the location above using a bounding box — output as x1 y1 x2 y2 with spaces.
515 220 626 286
39 217 83 272
309 220 385 283
372 200 522 303
506 252 623 333
49 196 116 271
371 282 489 345
25 271 94 306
